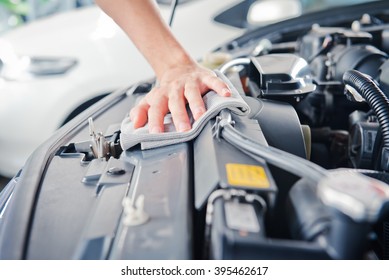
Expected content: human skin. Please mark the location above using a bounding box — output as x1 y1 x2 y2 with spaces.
95 0 231 133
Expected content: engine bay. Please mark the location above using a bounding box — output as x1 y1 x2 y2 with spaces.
2 3 389 260
87 11 389 260
129 10 389 260
192 12 389 259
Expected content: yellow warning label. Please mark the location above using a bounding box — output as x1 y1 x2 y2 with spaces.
226 163 270 188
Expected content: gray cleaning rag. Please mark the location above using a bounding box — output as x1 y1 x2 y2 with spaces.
119 70 250 150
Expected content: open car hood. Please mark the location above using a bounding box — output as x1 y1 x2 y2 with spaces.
1 1 389 260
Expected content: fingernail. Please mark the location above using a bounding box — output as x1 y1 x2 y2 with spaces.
178 122 191 132
222 88 231 96
150 127 163 134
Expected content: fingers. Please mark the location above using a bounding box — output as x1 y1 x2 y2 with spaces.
147 92 169 133
168 83 191 132
130 101 149 128
130 89 169 133
129 66 232 134
185 81 206 121
203 74 231 97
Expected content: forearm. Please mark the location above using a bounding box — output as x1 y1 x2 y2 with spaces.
95 0 194 79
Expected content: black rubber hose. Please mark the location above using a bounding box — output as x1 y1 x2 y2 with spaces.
385 221 389 260
343 70 389 149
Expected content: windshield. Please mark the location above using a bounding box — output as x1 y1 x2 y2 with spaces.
214 0 382 29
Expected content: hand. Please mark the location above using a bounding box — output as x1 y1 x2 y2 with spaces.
95 1 229 133
129 62 231 133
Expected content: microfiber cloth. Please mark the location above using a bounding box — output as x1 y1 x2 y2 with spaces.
119 70 250 150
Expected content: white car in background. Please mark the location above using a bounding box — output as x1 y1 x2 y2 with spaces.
0 0 245 178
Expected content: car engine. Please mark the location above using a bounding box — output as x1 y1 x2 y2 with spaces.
193 12 389 259
1 4 389 260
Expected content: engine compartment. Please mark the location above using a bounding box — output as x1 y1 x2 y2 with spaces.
2 3 389 260
220 12 389 170
189 11 389 259
106 11 389 259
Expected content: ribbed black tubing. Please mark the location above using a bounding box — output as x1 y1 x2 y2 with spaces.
343 70 389 149
384 222 389 260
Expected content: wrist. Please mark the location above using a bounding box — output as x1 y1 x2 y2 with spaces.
154 46 195 79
